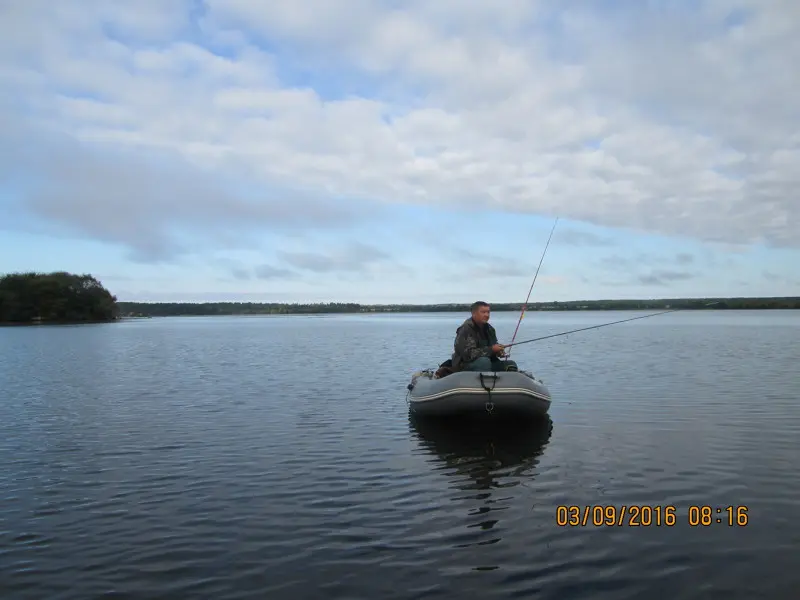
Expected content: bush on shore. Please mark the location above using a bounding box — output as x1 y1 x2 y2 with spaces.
0 271 118 324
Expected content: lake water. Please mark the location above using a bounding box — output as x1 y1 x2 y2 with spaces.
1 310 799 599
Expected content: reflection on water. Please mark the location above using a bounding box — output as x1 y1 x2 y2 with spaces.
409 414 554 483
408 415 553 564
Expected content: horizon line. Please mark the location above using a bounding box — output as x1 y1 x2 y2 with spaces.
116 295 800 306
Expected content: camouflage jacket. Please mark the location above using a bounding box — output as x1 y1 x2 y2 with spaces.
451 317 498 370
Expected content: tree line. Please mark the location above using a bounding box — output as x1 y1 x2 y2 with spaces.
0 272 118 324
3 271 796 324
118 296 800 317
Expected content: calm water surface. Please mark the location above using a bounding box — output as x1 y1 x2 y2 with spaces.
1 310 799 599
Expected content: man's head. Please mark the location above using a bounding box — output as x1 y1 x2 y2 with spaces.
470 300 491 324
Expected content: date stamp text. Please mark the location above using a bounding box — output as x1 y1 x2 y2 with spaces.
555 505 749 527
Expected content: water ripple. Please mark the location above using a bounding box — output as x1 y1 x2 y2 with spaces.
0 312 799 598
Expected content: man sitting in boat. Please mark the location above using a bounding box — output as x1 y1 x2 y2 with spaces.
451 301 518 372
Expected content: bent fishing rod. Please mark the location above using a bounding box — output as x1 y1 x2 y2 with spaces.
507 216 559 358
502 301 720 348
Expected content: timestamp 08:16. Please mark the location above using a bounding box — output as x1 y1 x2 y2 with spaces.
555 505 749 527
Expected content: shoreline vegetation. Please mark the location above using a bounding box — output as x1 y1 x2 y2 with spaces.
117 296 799 317
0 272 118 325
2 272 798 324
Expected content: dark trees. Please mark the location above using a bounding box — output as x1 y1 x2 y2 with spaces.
0 271 118 324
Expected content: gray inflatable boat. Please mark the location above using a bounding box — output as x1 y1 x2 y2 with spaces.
407 365 551 419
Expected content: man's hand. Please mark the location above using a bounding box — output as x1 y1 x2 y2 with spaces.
491 343 505 356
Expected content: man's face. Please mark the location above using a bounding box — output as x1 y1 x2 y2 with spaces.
473 305 491 323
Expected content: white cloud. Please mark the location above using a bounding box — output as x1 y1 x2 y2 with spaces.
1 0 798 269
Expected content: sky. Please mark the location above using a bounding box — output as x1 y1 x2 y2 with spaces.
0 0 798 304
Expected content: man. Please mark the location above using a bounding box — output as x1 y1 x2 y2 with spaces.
451 301 518 372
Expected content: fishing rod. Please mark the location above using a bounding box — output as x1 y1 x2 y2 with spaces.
503 301 720 348
507 216 559 358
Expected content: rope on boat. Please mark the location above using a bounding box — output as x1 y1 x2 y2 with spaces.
479 372 496 414
502 301 720 348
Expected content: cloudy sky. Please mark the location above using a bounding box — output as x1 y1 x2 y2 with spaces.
1 0 798 303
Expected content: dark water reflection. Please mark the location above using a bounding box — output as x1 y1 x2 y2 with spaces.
410 414 553 497
409 416 553 560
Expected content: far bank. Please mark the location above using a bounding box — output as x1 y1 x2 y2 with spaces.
117 297 800 318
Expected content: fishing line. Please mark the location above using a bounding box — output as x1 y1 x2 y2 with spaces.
503 302 720 348
507 216 559 358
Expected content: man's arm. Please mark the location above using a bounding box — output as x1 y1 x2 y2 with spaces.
488 325 505 356
454 327 493 363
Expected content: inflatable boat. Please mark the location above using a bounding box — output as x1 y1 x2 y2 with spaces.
406 362 551 419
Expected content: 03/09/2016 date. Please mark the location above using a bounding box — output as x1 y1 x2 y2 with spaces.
555 505 749 527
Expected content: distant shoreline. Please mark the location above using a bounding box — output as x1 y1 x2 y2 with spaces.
0 271 119 326
116 297 800 317
6 270 786 324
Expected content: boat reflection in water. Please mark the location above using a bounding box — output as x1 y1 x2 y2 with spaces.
409 413 553 489
407 414 554 562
